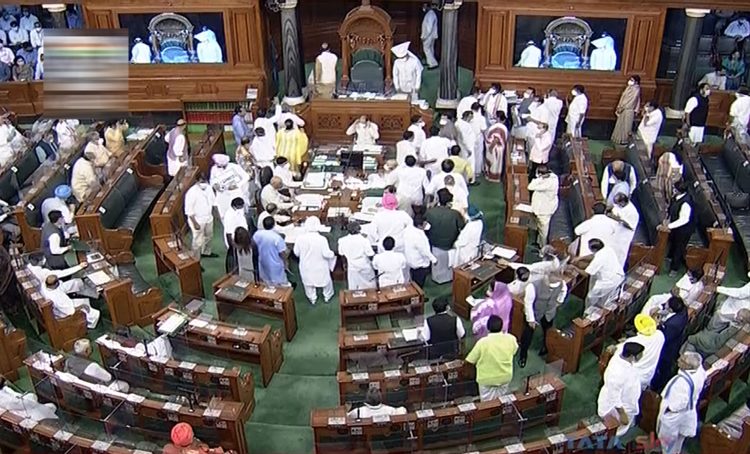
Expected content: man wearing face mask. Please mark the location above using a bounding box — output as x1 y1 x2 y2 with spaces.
0 12 12 33
346 115 380 146
41 210 72 270
184 174 217 259
566 85 588 138
455 110 475 163
729 86 750 131
7 21 27 47
210 154 250 220
637 101 664 159
83 132 111 168
29 22 42 49
165 119 188 177
275 119 308 172
611 76 641 145
19 8 38 33
420 3 439 69
392 41 423 100
407 115 427 151
272 156 294 186
683 83 711 144
480 83 508 124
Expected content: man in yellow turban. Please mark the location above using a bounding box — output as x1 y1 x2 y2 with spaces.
611 314 665 390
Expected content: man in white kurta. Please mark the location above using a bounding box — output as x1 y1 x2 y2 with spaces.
395 132 417 166
308 43 338 98
165 120 188 177
387 155 429 211
372 237 408 287
574 203 618 256
610 193 639 270
517 41 542 68
294 217 336 304
583 240 624 308
566 87 588 138
392 42 423 99
657 352 706 454
638 102 664 158
699 69 727 90
260 177 294 210
420 4 438 68
372 194 413 253
407 116 427 151
541 90 564 140
613 314 665 389
527 166 558 246
346 116 379 146
710 277 750 328
222 198 248 249
338 222 376 290
41 185 77 235
481 84 508 123
55 119 79 150
130 37 151 63
729 87 750 131
449 215 483 267
469 105 487 176
195 28 223 63
421 129 452 177
598 342 644 436
210 154 250 220
250 127 276 169
184 175 217 258
455 111 476 163
28 255 88 296
43 275 100 328
590 34 617 71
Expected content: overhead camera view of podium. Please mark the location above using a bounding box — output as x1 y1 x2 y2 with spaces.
5 1 750 453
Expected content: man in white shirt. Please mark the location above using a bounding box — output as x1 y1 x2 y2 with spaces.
29 22 42 49
609 314 665 390
683 83 711 144
347 388 406 419
253 107 279 139
346 116 379 146
657 352 706 454
165 119 188 177
427 160 469 200
527 165 559 246
7 21 27 46
43 275 100 328
66 338 128 392
421 126 452 177
610 193 639 270
579 239 624 308
395 131 417 166
480 83 508 123
407 115 427 151
27 253 89 296
455 110 476 163
469 103 487 177
273 156 295 186
222 197 248 249
573 202 618 257
729 87 750 130
250 127 275 169
566 85 588 138
450 208 484 267
403 215 437 287
638 101 664 159
597 342 644 436
308 43 338 98
260 176 294 210
528 122 552 179
392 41 423 99
41 185 77 236
541 90 564 140
420 3 439 68
210 153 250 220
338 222 375 290
184 174 217 258
699 68 727 90
294 217 335 305
387 155 429 213
372 236 407 287
517 41 542 68
601 160 637 201
642 268 705 320
372 192 412 253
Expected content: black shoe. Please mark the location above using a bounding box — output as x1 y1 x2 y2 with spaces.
518 357 527 368
201 253 219 258
538 346 548 356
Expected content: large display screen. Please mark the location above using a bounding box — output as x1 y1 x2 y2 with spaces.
513 15 627 71
119 12 226 64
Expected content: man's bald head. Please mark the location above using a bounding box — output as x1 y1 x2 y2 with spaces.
270 176 283 189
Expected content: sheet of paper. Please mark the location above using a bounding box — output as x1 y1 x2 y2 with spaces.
492 246 516 260
296 193 326 207
515 203 533 213
87 270 113 286
402 328 420 342
302 173 328 190
466 296 481 308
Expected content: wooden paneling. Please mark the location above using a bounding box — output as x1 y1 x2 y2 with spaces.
457 2 477 71
478 6 510 70
623 13 665 75
0 82 42 116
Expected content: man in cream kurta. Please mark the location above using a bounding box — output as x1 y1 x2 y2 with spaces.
566 86 588 138
729 87 750 131
308 43 338 98
294 217 336 304
638 102 664 159
392 42 423 100
420 4 439 68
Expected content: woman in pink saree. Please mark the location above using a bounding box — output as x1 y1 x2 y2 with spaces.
484 112 508 182
471 276 513 338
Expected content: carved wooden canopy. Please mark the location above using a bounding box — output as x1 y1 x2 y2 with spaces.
337 1 395 88
543 16 593 69
148 12 196 63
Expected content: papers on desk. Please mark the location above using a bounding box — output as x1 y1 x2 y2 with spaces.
126 128 154 141
296 193 326 208
492 246 516 260
402 328 421 342
273 214 291 224
352 212 375 223
158 313 188 335
87 270 112 287
391 94 409 101
302 172 328 190
352 144 383 154
328 207 352 218
515 203 533 214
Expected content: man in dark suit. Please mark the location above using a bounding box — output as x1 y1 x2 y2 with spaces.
651 296 689 391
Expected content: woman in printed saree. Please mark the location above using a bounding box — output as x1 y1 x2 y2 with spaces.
611 75 641 145
484 111 508 182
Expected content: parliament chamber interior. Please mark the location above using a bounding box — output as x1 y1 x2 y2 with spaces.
3 0 750 453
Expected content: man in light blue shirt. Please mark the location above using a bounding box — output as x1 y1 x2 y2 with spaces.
252 216 289 285
232 106 252 147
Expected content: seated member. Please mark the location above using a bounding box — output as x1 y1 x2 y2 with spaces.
43 275 100 328
0 376 58 421
260 176 294 210
347 388 406 419
65 339 129 392
715 398 750 439
40 211 71 270
372 236 407 287
685 308 750 358
27 253 93 296
40 185 77 236
641 268 704 319
163 422 227 454
421 297 465 359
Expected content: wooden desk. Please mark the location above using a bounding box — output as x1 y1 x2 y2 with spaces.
25 351 248 454
213 274 297 341
336 360 476 407
452 252 518 320
96 334 255 418
700 416 750 454
0 314 26 381
338 327 431 372
339 283 424 328
546 263 657 374
192 125 226 177
150 165 199 238
9 246 86 351
153 304 283 387
310 374 565 454
297 98 432 145
503 140 531 256
153 235 204 299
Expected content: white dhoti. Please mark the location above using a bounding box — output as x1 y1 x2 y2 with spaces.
190 218 214 257
688 126 705 144
73 298 100 328
478 384 510 402
431 247 452 284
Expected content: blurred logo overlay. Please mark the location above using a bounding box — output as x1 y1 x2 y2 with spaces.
43 29 128 117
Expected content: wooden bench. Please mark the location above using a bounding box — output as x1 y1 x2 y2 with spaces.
310 374 565 454
24 351 248 454
546 263 657 374
339 283 424 329
0 312 26 381
213 274 297 341
700 410 750 454
149 165 199 238
75 156 165 260
9 245 86 351
96 333 255 418
153 303 283 386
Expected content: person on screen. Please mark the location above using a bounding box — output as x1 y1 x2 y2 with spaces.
725 17 750 40
7 21 27 47
19 8 38 33
517 40 542 68
195 27 223 63
130 37 151 64
590 32 617 71
29 22 42 49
